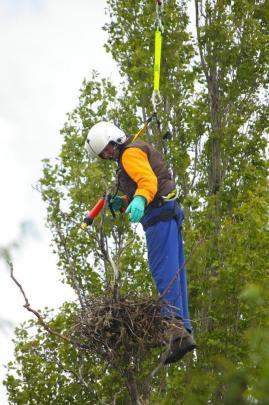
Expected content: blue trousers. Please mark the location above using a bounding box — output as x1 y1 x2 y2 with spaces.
141 201 192 332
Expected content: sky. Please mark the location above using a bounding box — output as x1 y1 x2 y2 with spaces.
0 0 119 402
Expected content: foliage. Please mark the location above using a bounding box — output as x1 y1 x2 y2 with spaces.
4 0 269 404
4 304 129 404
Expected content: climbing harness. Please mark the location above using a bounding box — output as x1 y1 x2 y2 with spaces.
142 187 180 230
142 199 180 231
162 188 179 202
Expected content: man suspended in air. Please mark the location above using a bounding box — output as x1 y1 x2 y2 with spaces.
84 121 196 364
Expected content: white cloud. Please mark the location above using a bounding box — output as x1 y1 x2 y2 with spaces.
0 1 119 402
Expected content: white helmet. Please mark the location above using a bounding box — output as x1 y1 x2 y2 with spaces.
85 121 127 159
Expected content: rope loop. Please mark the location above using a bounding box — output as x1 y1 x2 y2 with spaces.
151 90 162 113
155 0 164 33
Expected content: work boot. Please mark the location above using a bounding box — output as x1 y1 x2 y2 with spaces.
163 319 196 364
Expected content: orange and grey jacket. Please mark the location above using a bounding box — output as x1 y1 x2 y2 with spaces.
117 137 176 206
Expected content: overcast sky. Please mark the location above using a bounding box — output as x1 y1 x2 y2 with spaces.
0 1 118 402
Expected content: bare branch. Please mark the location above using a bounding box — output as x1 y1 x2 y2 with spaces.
98 191 121 293
141 345 171 400
9 262 89 350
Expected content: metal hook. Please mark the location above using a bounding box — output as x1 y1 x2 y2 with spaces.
151 90 162 113
155 0 164 33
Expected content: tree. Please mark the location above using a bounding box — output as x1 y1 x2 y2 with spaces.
4 0 269 403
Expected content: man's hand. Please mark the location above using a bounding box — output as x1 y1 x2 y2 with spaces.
125 196 146 223
109 195 125 211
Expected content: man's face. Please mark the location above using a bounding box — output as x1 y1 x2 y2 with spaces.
99 142 119 160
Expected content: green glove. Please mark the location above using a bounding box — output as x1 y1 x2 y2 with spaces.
109 195 124 211
125 196 146 223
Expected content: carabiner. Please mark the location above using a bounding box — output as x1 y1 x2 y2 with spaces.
155 0 164 33
152 90 162 113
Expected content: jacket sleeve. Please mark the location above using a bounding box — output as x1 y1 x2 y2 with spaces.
121 147 158 204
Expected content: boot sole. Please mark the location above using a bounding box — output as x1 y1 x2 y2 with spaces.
164 342 197 365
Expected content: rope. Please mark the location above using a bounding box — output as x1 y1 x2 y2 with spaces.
152 0 164 113
131 1 166 143
132 114 155 143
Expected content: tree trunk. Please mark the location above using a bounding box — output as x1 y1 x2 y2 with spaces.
208 67 222 195
125 371 141 405
195 0 223 195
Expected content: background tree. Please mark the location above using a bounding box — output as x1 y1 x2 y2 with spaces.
4 0 269 403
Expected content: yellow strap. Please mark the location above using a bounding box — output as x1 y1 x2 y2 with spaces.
154 29 162 92
162 189 179 201
132 121 150 143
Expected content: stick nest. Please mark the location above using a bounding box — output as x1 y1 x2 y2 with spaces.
75 291 168 362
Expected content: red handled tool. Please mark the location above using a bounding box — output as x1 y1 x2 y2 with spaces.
81 194 120 229
81 197 106 229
